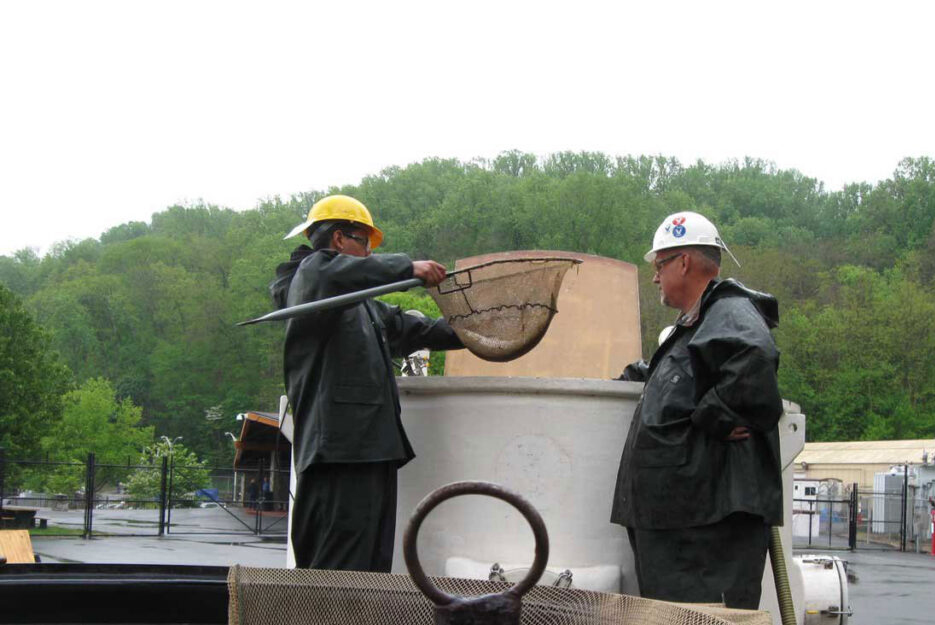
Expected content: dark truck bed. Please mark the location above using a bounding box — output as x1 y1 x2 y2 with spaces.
0 563 229 624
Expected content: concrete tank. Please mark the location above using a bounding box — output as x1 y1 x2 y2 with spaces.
394 376 640 591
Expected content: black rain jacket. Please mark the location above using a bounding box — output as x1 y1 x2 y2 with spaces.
610 278 783 530
271 246 463 473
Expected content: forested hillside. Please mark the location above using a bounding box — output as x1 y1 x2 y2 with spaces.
2 151 934 464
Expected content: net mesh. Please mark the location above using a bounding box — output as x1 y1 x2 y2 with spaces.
228 566 771 625
429 257 581 362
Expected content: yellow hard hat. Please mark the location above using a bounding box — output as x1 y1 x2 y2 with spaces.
284 194 384 248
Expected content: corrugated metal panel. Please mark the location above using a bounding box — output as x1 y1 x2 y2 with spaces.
795 439 935 465
800 466 879 489
244 411 280 427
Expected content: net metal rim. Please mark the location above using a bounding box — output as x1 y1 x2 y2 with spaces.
446 256 583 278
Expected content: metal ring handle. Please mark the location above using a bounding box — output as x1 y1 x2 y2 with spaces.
403 481 550 606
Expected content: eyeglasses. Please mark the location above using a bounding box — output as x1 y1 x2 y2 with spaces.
652 253 683 275
342 232 370 250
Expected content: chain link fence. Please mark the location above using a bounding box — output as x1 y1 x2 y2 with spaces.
793 476 935 553
0 449 288 538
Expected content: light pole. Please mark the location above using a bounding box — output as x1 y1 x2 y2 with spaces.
159 436 182 532
160 436 183 455
224 432 239 503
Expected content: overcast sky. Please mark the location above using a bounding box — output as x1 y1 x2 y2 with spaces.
1 1 933 256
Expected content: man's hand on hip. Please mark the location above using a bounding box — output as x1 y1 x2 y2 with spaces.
726 426 751 441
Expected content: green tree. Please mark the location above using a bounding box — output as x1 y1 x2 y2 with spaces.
125 439 210 506
0 248 42 297
38 378 154 493
775 266 935 441
0 284 71 460
379 291 449 375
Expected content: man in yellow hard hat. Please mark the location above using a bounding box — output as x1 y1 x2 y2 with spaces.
271 194 463 572
611 212 782 609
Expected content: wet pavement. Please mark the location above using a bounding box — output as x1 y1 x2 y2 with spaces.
34 505 288 536
29 506 288 567
32 532 287 567
841 548 935 625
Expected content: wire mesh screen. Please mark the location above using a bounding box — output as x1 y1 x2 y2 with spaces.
430 257 582 362
227 566 771 625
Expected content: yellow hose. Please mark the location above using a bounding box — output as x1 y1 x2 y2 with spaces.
769 526 797 625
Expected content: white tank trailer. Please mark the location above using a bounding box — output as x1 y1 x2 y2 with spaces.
284 376 850 625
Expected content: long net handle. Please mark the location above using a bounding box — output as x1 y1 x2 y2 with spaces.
237 278 424 326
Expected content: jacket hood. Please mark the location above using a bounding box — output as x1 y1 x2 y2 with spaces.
269 245 315 309
703 278 779 328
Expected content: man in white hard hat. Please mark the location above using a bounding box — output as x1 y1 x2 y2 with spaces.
610 212 782 609
271 195 463 572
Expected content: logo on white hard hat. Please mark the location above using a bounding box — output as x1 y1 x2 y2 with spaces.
671 216 686 238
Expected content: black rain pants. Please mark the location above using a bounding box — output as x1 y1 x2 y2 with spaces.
627 512 771 609
291 461 397 572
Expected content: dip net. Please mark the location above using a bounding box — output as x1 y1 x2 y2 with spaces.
228 566 771 625
429 257 582 362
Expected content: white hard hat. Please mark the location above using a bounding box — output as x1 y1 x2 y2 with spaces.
644 211 740 266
